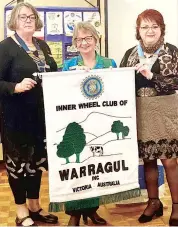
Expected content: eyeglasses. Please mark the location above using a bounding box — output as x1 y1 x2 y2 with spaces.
140 25 160 32
18 14 36 22
75 36 93 44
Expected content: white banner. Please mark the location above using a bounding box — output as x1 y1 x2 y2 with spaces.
42 68 139 204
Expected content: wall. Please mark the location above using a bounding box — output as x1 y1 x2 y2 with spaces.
1 0 106 55
107 0 178 65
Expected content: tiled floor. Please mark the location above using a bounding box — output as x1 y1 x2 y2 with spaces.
0 167 172 226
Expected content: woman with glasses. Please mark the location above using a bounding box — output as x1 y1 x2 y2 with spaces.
62 21 117 226
120 9 178 226
0 2 58 226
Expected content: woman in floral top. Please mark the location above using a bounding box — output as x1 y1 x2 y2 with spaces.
120 9 178 226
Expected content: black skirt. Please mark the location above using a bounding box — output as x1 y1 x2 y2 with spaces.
1 88 48 178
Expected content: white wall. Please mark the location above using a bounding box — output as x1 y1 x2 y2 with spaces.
107 0 178 65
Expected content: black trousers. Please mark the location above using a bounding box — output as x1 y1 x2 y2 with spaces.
65 206 99 216
8 171 42 204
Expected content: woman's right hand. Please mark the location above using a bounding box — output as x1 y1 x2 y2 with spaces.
14 78 37 93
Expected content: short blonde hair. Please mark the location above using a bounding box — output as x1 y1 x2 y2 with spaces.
8 2 43 31
72 21 99 47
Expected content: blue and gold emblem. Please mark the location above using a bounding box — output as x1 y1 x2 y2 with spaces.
81 75 104 99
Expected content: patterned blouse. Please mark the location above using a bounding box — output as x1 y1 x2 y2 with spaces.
120 43 178 96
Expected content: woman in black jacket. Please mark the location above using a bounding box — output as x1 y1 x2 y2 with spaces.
0 2 58 226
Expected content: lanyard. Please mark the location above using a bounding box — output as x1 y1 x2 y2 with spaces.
14 33 46 73
14 33 40 52
137 43 161 69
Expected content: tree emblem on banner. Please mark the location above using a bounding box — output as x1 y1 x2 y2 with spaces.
56 122 86 164
111 120 130 140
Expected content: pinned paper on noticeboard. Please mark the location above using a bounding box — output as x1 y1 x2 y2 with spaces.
64 11 82 36
6 10 14 37
47 41 63 68
34 11 45 39
46 12 63 35
83 11 101 36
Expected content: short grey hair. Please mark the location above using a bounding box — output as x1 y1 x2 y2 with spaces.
72 21 99 47
7 2 43 31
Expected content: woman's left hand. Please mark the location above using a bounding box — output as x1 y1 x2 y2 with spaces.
135 63 153 80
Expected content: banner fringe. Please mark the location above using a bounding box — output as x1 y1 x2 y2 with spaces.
49 188 141 212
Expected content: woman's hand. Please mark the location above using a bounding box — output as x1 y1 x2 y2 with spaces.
135 63 153 80
14 78 37 93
